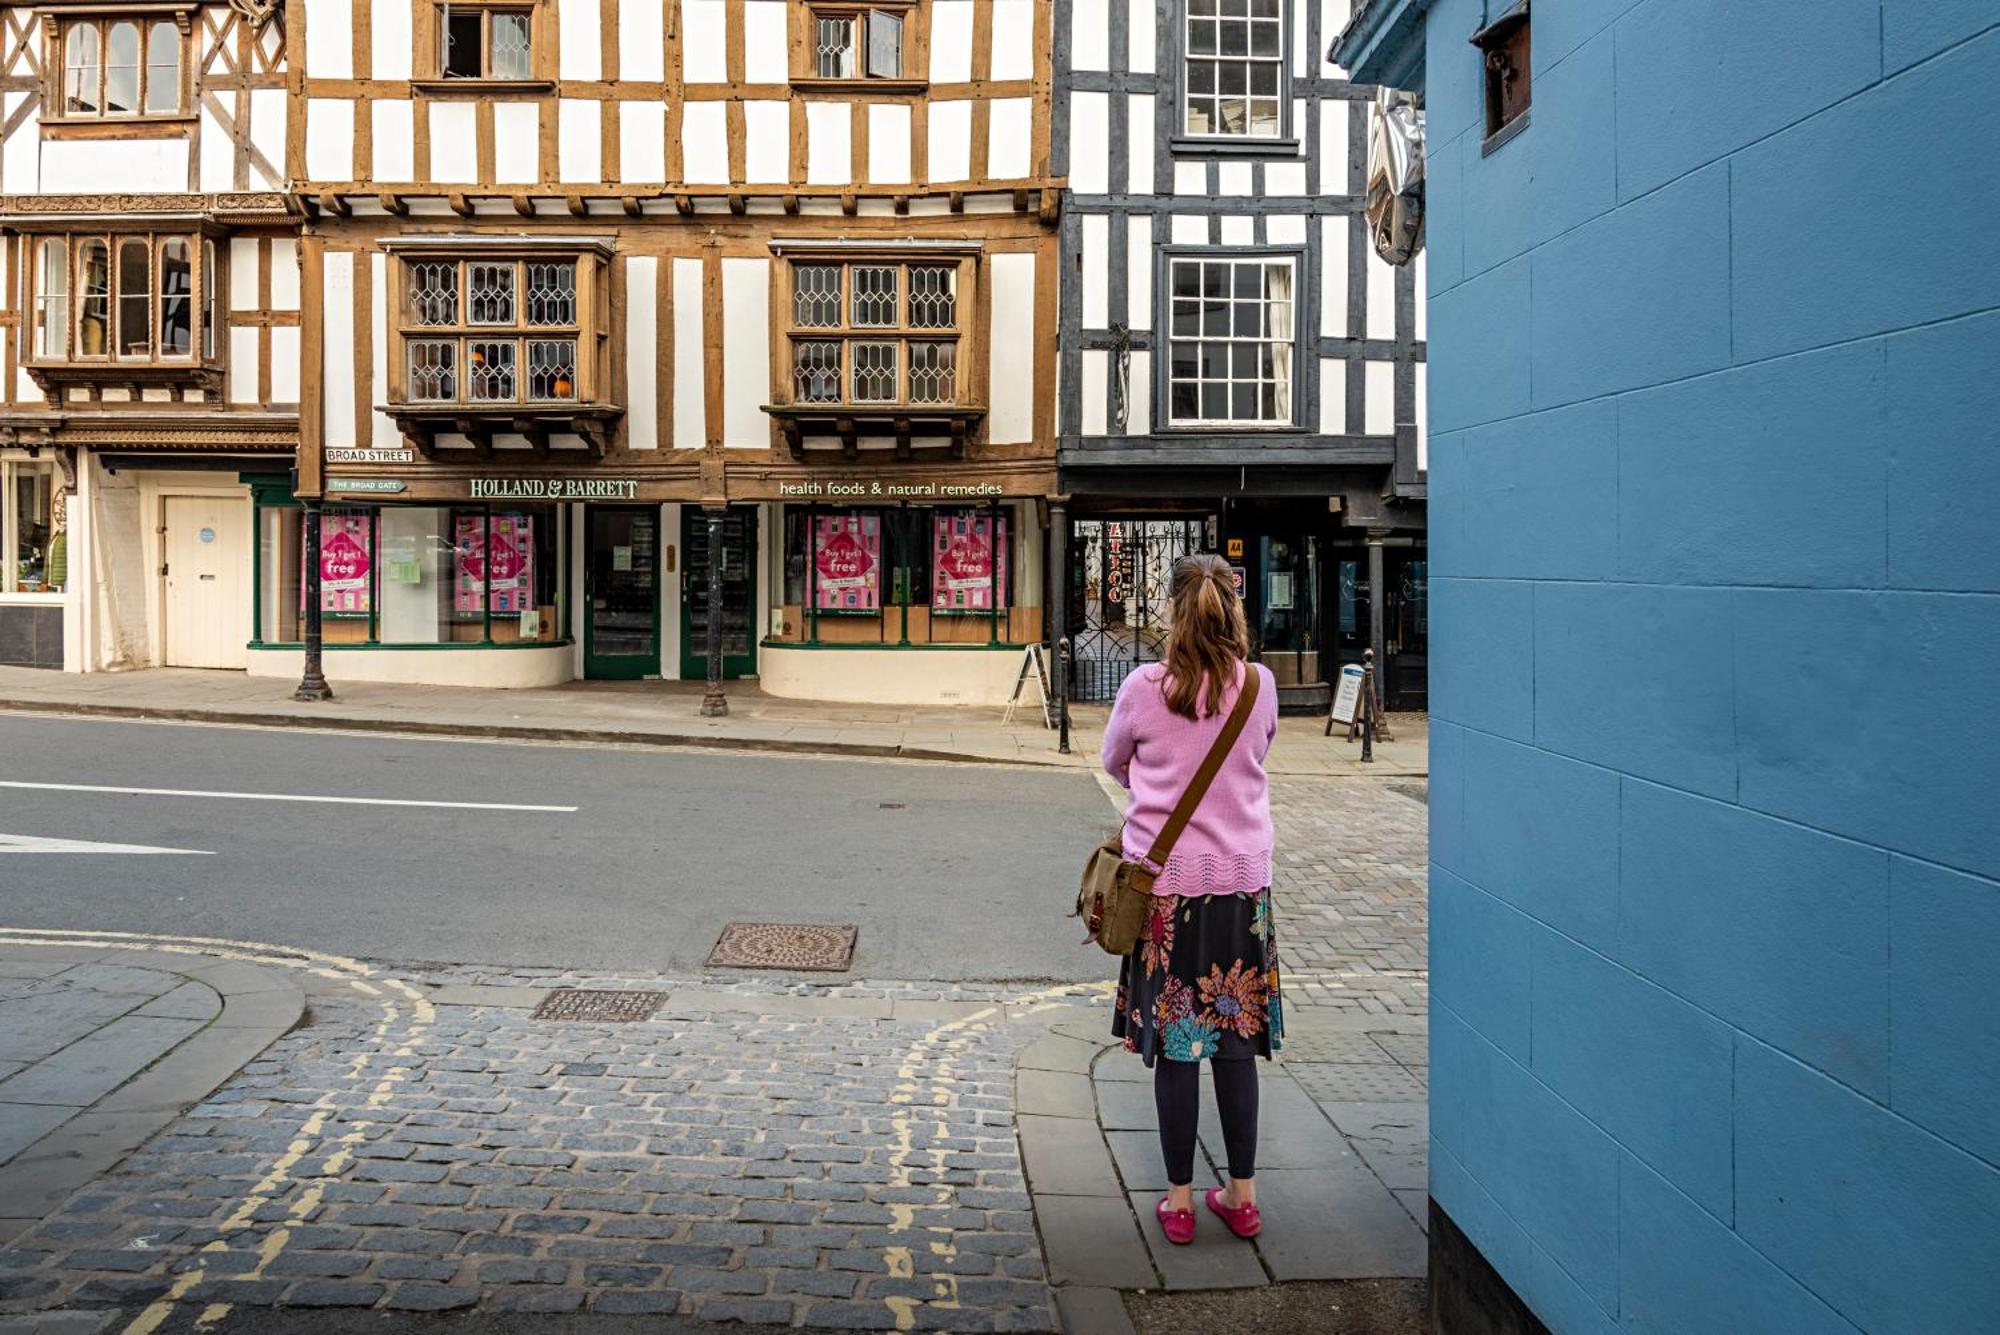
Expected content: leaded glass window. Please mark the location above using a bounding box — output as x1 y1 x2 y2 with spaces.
440 6 534 79
793 265 841 327
784 259 964 408
851 267 899 327
908 342 956 404
467 340 516 400
409 262 459 325
396 254 592 405
815 16 855 77
409 340 457 401
1165 255 1295 425
793 340 842 402
525 262 576 326
527 340 577 400
468 263 516 325
809 6 905 79
1183 0 1285 139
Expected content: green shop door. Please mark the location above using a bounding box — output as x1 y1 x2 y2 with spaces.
584 507 660 679
681 508 758 679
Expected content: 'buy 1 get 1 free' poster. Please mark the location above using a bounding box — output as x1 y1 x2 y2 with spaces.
813 513 880 610
931 511 1009 611
312 511 372 614
454 514 535 614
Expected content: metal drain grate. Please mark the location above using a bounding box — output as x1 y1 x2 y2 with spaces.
530 988 667 1022
706 922 858 972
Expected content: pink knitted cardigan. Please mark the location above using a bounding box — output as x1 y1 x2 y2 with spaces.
1100 660 1279 896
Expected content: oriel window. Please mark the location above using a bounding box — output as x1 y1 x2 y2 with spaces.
786 260 961 407
398 256 597 405
24 231 213 363
59 16 182 119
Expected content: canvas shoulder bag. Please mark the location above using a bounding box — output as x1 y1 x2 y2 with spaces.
1073 665 1261 956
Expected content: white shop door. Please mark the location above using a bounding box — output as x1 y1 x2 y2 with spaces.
162 496 249 669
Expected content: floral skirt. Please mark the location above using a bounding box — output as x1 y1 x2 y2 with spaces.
1113 889 1283 1066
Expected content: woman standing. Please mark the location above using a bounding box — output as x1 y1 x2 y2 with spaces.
1102 553 1283 1245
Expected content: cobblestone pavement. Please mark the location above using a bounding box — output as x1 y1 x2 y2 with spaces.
0 772 1430 1331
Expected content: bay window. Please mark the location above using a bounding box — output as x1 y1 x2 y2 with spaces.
392 251 609 408
786 259 962 407
26 233 217 365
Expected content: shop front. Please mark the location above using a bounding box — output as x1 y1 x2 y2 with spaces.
750 477 1049 707
0 452 67 669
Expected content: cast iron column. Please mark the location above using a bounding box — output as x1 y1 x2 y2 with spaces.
294 497 333 701
699 509 728 717
1048 500 1069 753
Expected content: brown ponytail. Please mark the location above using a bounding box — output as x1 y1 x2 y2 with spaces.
1160 553 1251 720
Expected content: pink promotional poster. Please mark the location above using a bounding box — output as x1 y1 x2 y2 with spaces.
455 514 535 614
316 512 372 614
931 512 1009 611
813 513 880 610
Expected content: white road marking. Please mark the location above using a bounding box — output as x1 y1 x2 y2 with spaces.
0 833 212 855
0 780 576 813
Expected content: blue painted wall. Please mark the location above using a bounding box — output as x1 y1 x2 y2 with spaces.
1346 2 2000 1330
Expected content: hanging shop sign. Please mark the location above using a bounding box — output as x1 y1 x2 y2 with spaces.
777 477 1005 500
813 512 881 611
469 477 640 500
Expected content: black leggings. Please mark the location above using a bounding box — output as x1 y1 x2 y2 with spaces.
1155 1057 1258 1187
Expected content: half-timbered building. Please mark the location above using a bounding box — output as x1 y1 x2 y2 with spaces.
1053 0 1427 711
283 0 1060 702
0 0 296 671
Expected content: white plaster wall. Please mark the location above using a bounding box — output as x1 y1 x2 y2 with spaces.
1320 216 1347 337
1129 0 1155 72
304 0 352 76
620 102 667 183
625 257 659 449
496 103 541 184
806 103 851 185
558 100 601 184
743 1 789 82
681 103 729 184
371 254 399 446
1126 93 1154 193
681 0 727 81
2 92 36 193
1081 349 1107 436
619 0 665 79
321 258 356 448
270 327 301 402
1318 357 1345 433
928 101 971 182
1062 93 1102 190
992 0 1035 78
559 0 602 79
1068 0 1106 72
987 253 1035 444
228 328 260 404
199 103 233 190
1364 360 1393 434
1081 214 1108 327
672 258 706 449
1127 349 1151 434
42 139 189 193
229 239 259 309
930 1 973 81
1319 97 1349 195
250 88 287 186
744 101 789 183
868 104 910 184
271 241 300 308
1126 215 1152 328
371 100 414 181
720 258 769 448
428 103 477 183
373 0 413 78
306 100 354 180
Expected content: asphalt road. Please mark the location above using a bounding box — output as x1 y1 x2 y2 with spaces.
0 714 1118 982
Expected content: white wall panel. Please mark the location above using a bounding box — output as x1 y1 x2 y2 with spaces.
229 239 259 310
720 258 770 448
370 102 412 182
304 99 354 181
321 253 355 445
1319 97 1349 195
619 0 665 79
228 328 259 404
44 138 185 193
1170 214 1207 244
987 253 1035 444
1080 349 1107 436
270 326 300 402
495 103 541 184
1364 360 1393 434
2 93 35 192
619 102 667 183
1069 0 1107 70
625 257 659 450
1267 213 1305 245
681 102 729 183
1265 161 1306 195
867 104 911 184
806 102 851 185
1320 0 1353 75
304 0 351 77
1173 160 1204 194
559 0 602 78
1219 161 1252 195
1126 349 1150 434
1127 93 1154 193
557 100 601 184
929 0 973 82
271 240 300 309
371 254 399 446
671 258 706 449
428 102 476 182
1128 0 1155 72
199 103 233 190
1055 94 1097 187
1365 249 1395 340
1080 214 1108 328
1219 214 1253 244
744 101 789 182
249 88 287 186
992 0 1035 78
743 0 789 82
1317 358 1344 433
1126 215 1152 329
927 100 971 182
373 0 413 78
681 0 727 81
1319 216 1347 336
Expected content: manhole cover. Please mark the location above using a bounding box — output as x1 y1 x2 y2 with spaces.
706 922 858 972
530 989 667 1022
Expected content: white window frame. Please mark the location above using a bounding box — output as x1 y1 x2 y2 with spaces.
1177 0 1289 144
1160 250 1300 429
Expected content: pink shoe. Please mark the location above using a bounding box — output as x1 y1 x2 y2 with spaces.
1156 1196 1196 1245
1205 1186 1261 1239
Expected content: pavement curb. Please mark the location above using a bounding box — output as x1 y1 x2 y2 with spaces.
0 698 1084 772
0 946 306 1237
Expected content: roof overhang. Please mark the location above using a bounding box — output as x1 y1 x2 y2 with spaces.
1329 0 1432 91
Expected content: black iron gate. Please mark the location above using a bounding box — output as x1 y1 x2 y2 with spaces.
1066 518 1211 701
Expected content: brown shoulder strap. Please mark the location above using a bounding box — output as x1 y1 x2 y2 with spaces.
1140 665 1261 872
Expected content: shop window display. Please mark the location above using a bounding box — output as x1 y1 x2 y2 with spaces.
3 463 63 593
778 504 1025 646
